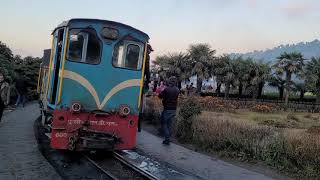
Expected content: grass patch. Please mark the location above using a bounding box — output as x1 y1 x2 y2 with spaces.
191 112 320 178
223 111 320 129
146 96 320 178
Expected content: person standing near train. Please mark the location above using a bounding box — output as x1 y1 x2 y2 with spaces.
14 74 27 107
0 71 10 123
158 76 179 145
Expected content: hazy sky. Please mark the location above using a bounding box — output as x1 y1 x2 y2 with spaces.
0 0 319 59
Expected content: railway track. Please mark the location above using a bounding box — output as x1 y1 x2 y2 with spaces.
45 133 158 180
84 152 159 180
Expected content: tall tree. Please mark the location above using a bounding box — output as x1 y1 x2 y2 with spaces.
14 56 42 99
212 55 228 95
213 55 237 98
234 57 251 97
187 44 215 93
305 57 320 103
274 52 305 105
0 54 15 83
0 42 15 82
293 82 306 100
269 74 286 100
250 61 271 99
0 41 13 60
153 53 190 89
292 66 307 101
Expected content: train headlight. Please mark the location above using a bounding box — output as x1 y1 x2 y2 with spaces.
119 105 130 117
71 102 81 113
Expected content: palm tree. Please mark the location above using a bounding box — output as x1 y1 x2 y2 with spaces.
213 55 237 98
212 55 228 95
154 53 190 89
269 74 286 100
233 58 270 99
292 82 306 100
274 52 305 105
234 57 251 97
305 57 320 103
251 61 271 99
292 66 307 101
187 44 216 93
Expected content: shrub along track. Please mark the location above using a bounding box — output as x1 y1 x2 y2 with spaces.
34 116 158 180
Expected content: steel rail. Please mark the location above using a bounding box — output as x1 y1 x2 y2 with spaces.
45 133 118 179
112 151 159 180
83 155 119 180
44 132 157 179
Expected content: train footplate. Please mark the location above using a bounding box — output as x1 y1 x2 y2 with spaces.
81 136 115 149
79 130 118 149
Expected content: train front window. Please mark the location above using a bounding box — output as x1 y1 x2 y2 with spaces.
68 30 84 62
125 44 140 69
67 29 101 64
113 41 143 70
113 43 124 67
86 33 100 64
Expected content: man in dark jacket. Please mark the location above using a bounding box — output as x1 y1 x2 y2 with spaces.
15 76 27 107
158 76 179 145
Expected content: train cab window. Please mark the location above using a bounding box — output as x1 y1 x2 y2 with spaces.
113 43 125 67
113 41 143 70
86 33 100 64
125 44 140 69
68 30 84 62
67 29 101 64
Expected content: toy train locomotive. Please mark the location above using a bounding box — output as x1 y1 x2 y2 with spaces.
37 19 149 151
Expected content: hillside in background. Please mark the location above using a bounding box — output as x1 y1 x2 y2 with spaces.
231 39 320 62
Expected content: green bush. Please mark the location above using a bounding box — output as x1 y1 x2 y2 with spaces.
0 54 15 83
175 96 201 142
14 56 42 100
143 97 161 124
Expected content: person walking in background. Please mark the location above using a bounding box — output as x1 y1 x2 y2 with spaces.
159 81 166 91
155 81 166 96
147 81 154 96
158 76 180 145
0 72 10 122
15 75 27 107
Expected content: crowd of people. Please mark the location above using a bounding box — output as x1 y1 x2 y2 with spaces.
147 80 167 96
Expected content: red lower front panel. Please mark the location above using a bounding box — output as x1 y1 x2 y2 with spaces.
50 110 138 151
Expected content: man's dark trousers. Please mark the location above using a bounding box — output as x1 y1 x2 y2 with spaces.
161 110 176 141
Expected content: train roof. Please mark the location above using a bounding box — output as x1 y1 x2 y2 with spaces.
53 18 149 39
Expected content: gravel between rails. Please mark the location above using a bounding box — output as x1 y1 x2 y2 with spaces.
84 151 151 180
